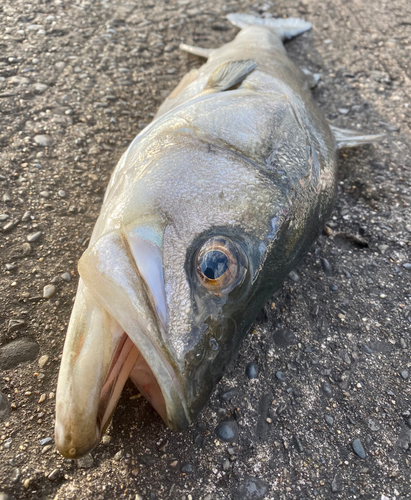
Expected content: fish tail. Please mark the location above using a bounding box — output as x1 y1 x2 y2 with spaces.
226 13 312 40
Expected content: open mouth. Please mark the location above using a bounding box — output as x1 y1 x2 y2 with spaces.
96 332 169 443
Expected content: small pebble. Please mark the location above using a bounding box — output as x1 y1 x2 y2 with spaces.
22 243 32 256
22 211 31 222
222 459 230 471
33 83 48 93
363 344 373 354
273 329 297 347
329 283 338 291
367 419 380 432
234 476 268 500
331 475 342 493
58 190 66 197
48 469 60 481
34 135 53 147
352 438 366 459
181 463 193 473
40 190 50 198
275 371 286 382
378 244 389 255
245 362 259 379
38 354 49 368
27 231 42 242
102 435 112 445
325 415 334 426
320 257 332 276
294 435 304 452
322 381 333 397
400 370 409 380
10 467 20 483
61 272 71 282
403 263 411 270
0 391 11 421
7 319 25 333
43 284 56 299
378 121 400 132
40 437 53 446
77 453 94 468
2 221 15 232
342 269 351 278
0 338 39 370
215 419 238 443
288 270 299 282
9 75 30 85
55 61 66 71
3 438 12 449
218 387 238 402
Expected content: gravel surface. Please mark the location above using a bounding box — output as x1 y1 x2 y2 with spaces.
0 0 410 499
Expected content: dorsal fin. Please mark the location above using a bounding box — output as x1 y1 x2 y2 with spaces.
179 43 214 59
203 60 257 93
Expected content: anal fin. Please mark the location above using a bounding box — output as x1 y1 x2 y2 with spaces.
330 125 386 149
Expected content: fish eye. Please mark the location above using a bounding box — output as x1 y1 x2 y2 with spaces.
195 237 246 294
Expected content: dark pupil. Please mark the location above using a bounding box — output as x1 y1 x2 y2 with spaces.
201 251 229 280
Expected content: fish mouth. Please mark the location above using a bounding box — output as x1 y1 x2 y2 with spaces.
96 332 169 447
55 230 190 459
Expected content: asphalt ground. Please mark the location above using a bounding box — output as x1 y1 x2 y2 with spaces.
0 0 410 499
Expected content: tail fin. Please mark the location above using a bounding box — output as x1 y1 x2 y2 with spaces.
226 13 312 40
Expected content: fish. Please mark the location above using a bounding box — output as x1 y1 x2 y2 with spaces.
55 13 384 459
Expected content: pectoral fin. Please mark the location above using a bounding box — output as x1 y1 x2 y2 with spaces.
330 125 386 149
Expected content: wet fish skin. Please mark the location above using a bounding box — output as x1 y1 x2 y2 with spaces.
55 14 382 458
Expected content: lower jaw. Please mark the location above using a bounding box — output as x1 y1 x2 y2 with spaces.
97 333 168 439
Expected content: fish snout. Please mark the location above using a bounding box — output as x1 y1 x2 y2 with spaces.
55 229 190 458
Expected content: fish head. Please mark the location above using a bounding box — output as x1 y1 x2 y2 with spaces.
55 132 294 458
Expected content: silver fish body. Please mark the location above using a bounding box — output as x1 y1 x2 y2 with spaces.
55 15 381 458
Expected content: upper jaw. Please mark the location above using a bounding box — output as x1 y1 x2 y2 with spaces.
55 229 191 459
